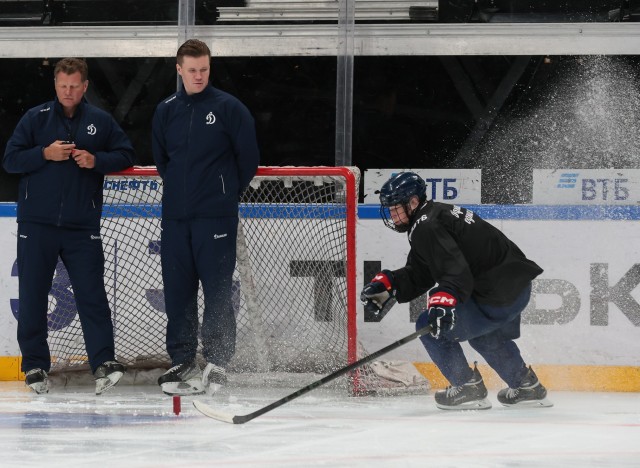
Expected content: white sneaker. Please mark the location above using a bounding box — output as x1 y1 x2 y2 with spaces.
202 363 227 396
158 362 204 396
25 368 49 394
94 361 125 395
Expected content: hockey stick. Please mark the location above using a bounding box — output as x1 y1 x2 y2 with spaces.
193 324 433 424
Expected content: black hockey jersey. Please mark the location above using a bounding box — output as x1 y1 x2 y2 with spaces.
391 201 543 306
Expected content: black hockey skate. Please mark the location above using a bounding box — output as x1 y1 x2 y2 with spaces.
158 361 204 396
94 361 126 395
25 368 49 394
497 366 553 408
202 363 227 396
435 364 492 410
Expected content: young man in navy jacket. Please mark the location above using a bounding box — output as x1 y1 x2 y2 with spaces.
3 58 135 395
152 39 260 395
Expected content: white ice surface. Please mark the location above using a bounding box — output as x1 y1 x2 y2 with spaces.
0 380 638 467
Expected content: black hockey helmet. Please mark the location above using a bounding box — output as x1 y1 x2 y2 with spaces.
378 172 427 232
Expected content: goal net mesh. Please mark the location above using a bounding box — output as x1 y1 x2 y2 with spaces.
44 166 429 395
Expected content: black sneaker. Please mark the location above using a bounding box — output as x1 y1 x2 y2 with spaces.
94 361 126 395
497 366 553 408
435 363 492 410
25 368 49 394
202 363 227 396
158 361 204 396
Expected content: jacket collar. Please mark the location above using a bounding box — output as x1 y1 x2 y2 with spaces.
53 96 87 119
409 200 431 226
177 83 215 102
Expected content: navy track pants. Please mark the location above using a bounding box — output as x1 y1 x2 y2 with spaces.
161 217 238 368
17 222 115 374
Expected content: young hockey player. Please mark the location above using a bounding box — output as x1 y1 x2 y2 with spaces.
361 171 552 409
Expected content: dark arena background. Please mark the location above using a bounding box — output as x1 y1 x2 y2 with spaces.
2 1 640 203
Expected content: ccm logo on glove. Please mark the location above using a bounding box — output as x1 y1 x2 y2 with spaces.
425 290 457 339
427 291 457 307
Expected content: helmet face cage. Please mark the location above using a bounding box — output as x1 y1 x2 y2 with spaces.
380 203 411 233
378 172 427 232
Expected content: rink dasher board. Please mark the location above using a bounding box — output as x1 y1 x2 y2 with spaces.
359 204 640 367
0 204 639 380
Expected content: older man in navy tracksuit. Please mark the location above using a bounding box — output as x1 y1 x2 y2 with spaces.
152 39 260 396
3 58 135 395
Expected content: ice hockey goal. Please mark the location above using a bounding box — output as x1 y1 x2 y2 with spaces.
44 166 428 395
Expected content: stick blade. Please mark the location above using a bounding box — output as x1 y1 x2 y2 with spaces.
193 400 241 424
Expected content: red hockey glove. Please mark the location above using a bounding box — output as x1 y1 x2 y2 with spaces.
360 270 397 322
426 289 457 339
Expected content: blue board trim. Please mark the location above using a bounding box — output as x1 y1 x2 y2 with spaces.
0 204 16 217
2 202 640 220
360 204 640 220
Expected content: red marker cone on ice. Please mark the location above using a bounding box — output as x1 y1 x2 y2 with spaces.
173 395 181 415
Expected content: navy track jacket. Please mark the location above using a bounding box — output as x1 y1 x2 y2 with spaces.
3 98 136 229
152 84 260 220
